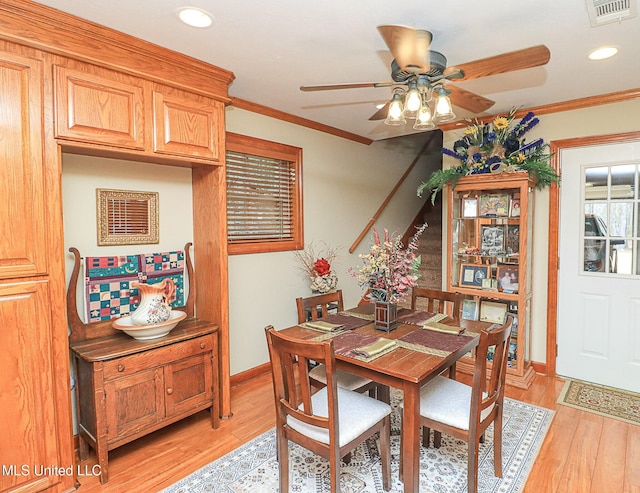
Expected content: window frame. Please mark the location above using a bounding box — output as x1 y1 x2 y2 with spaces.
225 132 303 255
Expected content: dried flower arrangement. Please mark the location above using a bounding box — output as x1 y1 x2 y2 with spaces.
294 242 340 293
349 224 426 304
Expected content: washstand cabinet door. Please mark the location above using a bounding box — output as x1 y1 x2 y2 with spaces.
0 52 47 279
152 84 223 163
54 64 145 150
104 368 166 441
164 352 214 417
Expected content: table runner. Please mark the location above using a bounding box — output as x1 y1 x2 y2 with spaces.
299 313 371 332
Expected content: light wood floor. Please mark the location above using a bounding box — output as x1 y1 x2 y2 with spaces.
75 372 640 493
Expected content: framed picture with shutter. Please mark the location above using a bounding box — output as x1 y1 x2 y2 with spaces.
96 188 159 245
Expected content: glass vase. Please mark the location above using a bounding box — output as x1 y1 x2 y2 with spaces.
374 300 398 332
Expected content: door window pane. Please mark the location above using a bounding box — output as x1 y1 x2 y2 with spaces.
582 163 639 276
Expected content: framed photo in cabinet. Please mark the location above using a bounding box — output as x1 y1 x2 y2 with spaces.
506 225 520 255
461 299 479 320
459 263 490 288
479 194 509 217
509 199 521 217
481 225 505 255
462 198 478 217
479 300 508 324
496 265 519 293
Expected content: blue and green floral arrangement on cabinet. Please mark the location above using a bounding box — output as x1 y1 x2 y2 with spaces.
418 108 560 204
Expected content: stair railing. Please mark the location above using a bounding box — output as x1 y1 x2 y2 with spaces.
349 133 437 253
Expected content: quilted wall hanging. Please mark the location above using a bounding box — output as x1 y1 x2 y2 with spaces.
84 249 185 323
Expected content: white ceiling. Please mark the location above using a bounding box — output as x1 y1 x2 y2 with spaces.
34 0 640 141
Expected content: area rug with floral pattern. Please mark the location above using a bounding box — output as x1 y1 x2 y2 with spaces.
162 391 553 493
557 379 640 425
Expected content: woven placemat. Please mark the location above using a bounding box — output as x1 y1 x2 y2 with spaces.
312 331 398 362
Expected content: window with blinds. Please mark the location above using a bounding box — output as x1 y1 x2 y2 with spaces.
96 189 159 245
226 132 303 254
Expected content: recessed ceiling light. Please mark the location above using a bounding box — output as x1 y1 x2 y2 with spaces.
588 46 618 60
177 7 213 28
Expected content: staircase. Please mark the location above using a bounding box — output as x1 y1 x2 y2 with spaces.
404 199 443 291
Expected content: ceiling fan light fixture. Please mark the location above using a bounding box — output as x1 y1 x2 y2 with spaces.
404 81 422 117
413 101 435 130
384 91 407 126
434 86 456 123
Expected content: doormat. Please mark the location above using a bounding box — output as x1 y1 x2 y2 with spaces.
557 379 640 426
162 392 554 493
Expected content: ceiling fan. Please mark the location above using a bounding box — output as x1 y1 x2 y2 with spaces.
300 25 550 129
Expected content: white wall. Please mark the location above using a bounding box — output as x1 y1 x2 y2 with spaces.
225 107 439 374
62 155 194 294
441 100 640 364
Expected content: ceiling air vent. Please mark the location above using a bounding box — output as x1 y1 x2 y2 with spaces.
586 0 637 26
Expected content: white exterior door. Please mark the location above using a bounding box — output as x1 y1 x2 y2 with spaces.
557 141 640 393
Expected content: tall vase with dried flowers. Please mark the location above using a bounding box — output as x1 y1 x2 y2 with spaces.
349 224 426 330
294 242 340 294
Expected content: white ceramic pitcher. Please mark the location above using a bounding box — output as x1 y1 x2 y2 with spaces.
129 278 176 326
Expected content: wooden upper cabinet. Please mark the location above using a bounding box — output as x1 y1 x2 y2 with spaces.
0 51 47 279
54 63 145 150
152 84 223 163
53 63 224 164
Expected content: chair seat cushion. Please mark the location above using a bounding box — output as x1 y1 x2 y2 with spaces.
413 376 493 430
309 364 373 391
287 387 391 447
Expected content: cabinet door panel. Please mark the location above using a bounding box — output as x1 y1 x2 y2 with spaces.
104 368 165 441
0 280 63 492
0 52 47 279
152 86 222 162
54 65 145 150
164 353 213 416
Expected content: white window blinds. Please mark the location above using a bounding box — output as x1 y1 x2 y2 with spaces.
226 150 296 242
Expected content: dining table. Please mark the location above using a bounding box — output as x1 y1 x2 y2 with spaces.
280 303 492 493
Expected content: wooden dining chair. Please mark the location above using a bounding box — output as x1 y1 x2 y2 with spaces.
296 290 344 322
265 325 392 493
296 291 388 404
400 316 514 493
411 287 463 319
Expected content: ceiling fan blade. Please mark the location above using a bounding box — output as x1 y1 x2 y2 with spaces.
445 45 550 81
447 85 495 113
369 102 390 121
377 25 432 73
300 81 394 92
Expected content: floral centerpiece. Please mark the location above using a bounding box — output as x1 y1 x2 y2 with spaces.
417 108 559 204
349 224 426 304
294 242 340 293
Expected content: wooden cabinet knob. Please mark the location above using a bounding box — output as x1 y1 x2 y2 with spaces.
118 364 125 372
200 342 206 349
166 388 173 395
